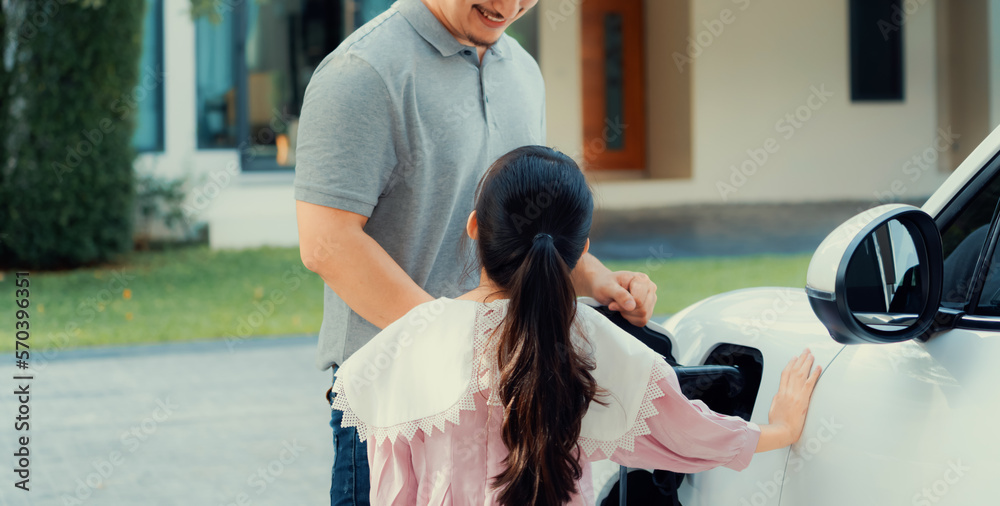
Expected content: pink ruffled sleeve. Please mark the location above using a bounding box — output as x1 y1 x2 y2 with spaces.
367 436 420 505
609 361 761 473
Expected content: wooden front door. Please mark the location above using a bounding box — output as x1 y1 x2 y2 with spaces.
581 0 646 171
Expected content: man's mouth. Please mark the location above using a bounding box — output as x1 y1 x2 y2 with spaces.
474 5 506 24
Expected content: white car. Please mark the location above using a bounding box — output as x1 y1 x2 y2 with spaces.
595 126 1000 505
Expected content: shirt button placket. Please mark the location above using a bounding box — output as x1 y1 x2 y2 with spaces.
481 66 494 131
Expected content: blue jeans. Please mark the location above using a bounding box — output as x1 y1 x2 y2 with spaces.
329 366 371 505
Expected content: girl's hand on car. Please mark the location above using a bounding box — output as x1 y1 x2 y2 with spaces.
756 349 821 452
772 349 821 442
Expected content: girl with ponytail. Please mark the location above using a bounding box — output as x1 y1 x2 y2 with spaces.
331 146 821 505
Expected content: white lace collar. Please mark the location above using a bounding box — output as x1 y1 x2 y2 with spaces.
331 297 670 459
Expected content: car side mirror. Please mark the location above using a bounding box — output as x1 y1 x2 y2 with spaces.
806 204 944 344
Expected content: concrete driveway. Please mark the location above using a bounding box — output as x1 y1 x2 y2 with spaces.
0 336 332 506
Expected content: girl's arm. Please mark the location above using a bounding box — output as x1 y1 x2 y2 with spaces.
607 350 820 472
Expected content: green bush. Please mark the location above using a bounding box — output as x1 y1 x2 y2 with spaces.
0 1 145 270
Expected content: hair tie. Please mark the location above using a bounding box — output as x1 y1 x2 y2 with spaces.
533 233 553 242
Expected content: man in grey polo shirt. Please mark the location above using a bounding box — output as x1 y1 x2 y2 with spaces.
294 0 658 503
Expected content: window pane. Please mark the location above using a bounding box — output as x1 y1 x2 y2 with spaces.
940 172 1000 308
849 0 904 101
967 173 1000 315
196 10 237 149
244 0 344 169
975 248 1000 315
133 0 164 152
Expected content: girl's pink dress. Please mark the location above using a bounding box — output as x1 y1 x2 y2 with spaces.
331 298 760 505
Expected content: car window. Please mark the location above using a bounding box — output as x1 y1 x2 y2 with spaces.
939 171 1000 309
973 220 1000 316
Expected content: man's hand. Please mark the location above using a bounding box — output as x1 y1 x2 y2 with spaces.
592 270 658 327
573 253 658 327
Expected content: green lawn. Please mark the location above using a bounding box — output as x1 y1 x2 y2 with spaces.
0 246 811 352
604 254 812 316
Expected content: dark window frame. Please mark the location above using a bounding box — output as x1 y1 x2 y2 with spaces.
933 151 1000 313
849 0 905 102
233 3 252 169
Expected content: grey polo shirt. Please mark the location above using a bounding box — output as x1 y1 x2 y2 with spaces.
294 0 546 370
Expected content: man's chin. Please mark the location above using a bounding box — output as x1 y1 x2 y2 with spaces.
465 31 502 49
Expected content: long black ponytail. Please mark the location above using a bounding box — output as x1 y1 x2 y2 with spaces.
474 146 602 505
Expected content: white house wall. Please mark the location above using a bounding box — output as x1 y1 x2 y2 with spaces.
540 0 952 209
539 0 585 163
137 0 295 249
144 0 958 249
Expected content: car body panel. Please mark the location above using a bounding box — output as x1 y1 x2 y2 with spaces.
777 328 997 505
659 290 999 506
662 290 998 505
596 127 1000 504
660 127 1000 505
653 287 846 505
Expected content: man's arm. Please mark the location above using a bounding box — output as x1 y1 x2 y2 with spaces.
296 201 434 329
572 252 658 326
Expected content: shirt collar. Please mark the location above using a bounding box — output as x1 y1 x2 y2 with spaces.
396 0 509 59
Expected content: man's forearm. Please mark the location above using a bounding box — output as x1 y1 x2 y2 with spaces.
572 252 609 298
301 223 433 330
